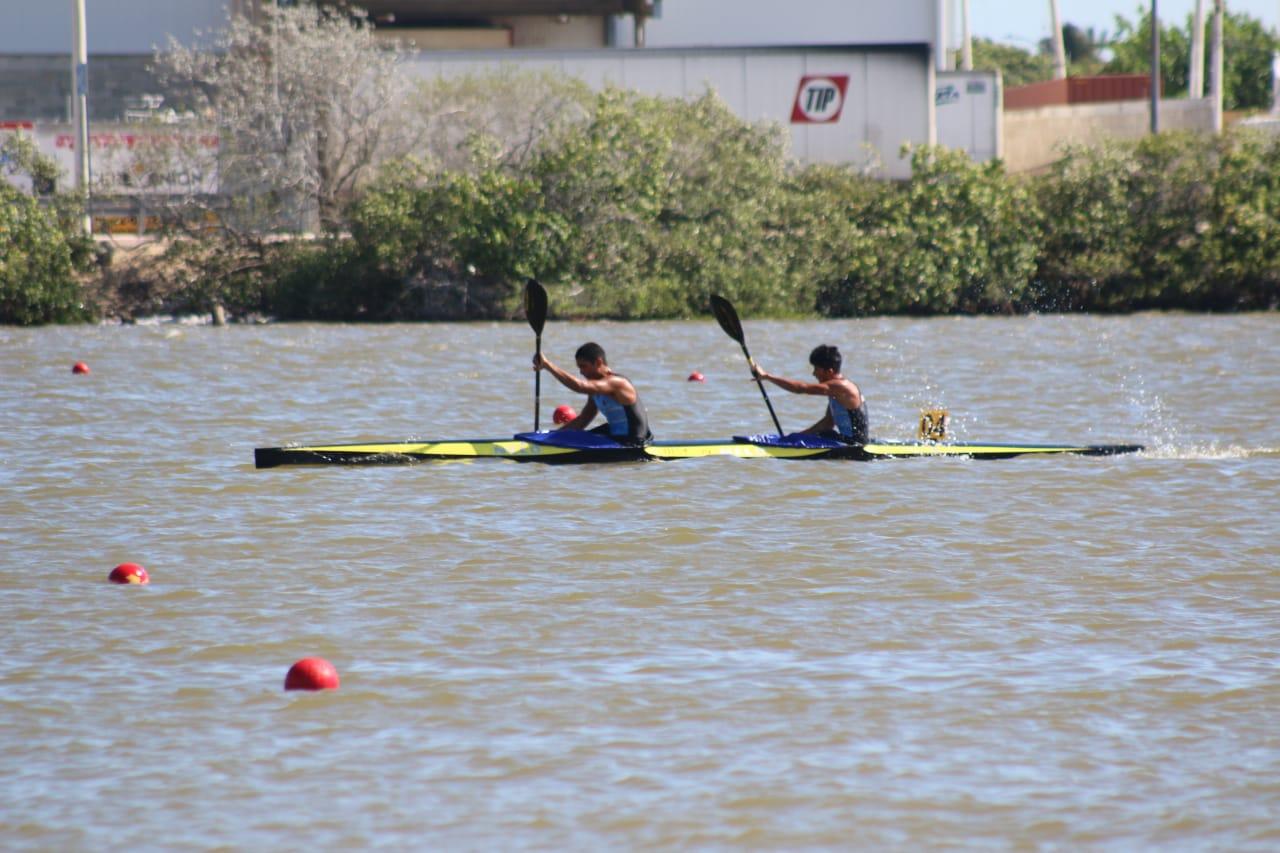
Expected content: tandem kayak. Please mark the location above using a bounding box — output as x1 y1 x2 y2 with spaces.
253 430 1143 468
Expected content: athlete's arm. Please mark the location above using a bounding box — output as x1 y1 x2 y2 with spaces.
558 397 598 431
535 355 600 395
754 368 832 397
535 356 636 403
800 410 835 435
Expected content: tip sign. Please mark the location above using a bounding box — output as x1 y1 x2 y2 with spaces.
791 75 850 124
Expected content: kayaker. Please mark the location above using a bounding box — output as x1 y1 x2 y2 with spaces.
533 342 653 445
751 344 869 444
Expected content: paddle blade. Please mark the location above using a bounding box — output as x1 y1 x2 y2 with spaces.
525 279 547 335
709 294 744 344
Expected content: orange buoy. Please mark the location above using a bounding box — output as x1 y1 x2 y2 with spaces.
72 362 90 374
687 371 705 382
108 562 149 585
285 657 340 691
552 404 577 425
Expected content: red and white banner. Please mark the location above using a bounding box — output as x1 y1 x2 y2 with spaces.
2 123 219 195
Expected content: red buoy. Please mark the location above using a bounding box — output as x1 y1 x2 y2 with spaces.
687 371 705 382
553 404 577 425
72 362 90 374
285 657 340 691
108 562 149 585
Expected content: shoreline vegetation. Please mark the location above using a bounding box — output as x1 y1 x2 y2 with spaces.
5 94 1279 326
4 6 1277 326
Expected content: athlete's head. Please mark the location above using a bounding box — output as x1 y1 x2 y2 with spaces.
575 342 607 364
809 344 842 373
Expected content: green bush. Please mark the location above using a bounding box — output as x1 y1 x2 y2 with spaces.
1033 129 1280 311
68 68 1280 323
0 136 94 325
813 146 1039 316
530 88 792 318
304 87 795 320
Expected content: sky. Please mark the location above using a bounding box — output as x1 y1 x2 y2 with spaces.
969 1 1280 49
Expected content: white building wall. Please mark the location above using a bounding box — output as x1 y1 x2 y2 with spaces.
1 0 944 56
620 0 940 50
936 70 1002 162
406 46 934 177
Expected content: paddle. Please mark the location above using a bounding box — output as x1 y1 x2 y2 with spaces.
710 294 784 436
525 278 548 431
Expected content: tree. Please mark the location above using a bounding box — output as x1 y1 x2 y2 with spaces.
1105 7 1280 110
971 26 1110 89
151 3 415 234
409 67 594 175
1060 23 1110 75
1062 23 1103 63
970 37 1054 88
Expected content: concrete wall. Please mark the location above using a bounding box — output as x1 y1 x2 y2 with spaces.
495 14 607 47
374 15 610 49
1003 98 1215 173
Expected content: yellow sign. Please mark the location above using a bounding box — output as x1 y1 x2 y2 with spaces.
919 409 949 442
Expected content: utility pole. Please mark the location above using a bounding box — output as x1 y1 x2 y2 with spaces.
1273 51 1280 114
1150 0 1161 133
1272 0 1280 114
71 0 91 234
1049 0 1067 79
960 0 972 70
1211 0 1225 130
1190 0 1206 97
936 0 950 71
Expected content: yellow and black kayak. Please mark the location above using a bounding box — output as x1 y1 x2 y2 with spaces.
254 431 1143 468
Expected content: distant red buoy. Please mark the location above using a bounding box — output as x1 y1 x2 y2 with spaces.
285 657 340 691
108 562 149 585
553 404 577 425
72 362 90 374
687 371 705 382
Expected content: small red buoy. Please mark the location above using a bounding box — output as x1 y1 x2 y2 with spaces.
552 404 577 425
687 371 705 382
285 657 340 691
72 362 90 374
108 562 149 585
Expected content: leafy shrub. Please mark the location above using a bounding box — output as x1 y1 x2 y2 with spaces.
0 136 94 325
1034 129 1280 311
814 146 1039 316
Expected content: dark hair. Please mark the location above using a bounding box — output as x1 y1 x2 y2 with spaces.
575 342 607 364
809 344 842 371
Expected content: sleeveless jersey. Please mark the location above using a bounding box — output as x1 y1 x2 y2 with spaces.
591 378 651 445
827 396 870 444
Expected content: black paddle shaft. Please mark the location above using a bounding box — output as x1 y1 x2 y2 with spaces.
710 295 784 436
525 279 548 432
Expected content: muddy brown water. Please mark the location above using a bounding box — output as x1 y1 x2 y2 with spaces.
2 313 1277 848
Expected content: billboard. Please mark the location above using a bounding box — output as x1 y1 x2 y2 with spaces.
1 123 219 196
